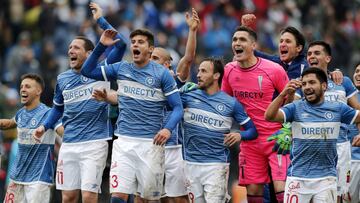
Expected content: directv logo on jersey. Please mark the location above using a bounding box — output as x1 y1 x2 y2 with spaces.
63 87 93 101
124 86 156 97
234 90 263 99
190 113 225 127
301 127 334 135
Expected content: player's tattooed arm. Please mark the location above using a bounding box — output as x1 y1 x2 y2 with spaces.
0 119 16 130
265 79 301 122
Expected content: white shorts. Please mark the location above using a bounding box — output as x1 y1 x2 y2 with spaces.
284 176 337 203
336 141 351 195
110 136 165 200
163 146 187 197
4 181 51 203
185 162 229 203
56 141 108 193
344 161 360 203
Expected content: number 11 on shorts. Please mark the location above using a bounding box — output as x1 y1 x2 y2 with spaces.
57 170 64 185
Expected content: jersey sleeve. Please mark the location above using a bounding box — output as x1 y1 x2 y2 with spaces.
233 100 250 125
340 103 358 125
161 69 179 96
295 88 303 98
254 50 282 64
101 61 123 82
53 80 64 107
221 64 233 96
280 102 296 123
343 76 358 98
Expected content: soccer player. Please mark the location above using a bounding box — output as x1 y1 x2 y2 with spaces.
81 28 183 203
181 57 257 202
1 74 58 203
221 26 289 203
265 67 360 203
294 41 360 201
344 63 360 203
34 4 127 202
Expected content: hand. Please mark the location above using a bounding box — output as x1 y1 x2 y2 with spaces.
224 133 241 147
241 14 256 27
153 128 171 146
100 29 120 46
185 8 200 31
280 79 301 97
92 89 107 102
180 82 198 93
352 134 360 146
33 125 45 143
89 2 103 20
330 69 343 85
267 123 292 155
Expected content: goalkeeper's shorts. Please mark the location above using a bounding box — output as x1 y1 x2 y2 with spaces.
238 140 289 185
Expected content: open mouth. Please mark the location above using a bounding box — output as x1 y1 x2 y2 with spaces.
280 50 288 55
70 57 77 62
234 47 243 54
133 50 141 56
21 93 28 99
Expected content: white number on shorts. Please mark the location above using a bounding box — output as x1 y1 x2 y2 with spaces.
5 192 14 203
111 175 118 188
286 194 299 203
57 171 64 185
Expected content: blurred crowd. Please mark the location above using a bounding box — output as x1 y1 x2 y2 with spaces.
1 0 360 200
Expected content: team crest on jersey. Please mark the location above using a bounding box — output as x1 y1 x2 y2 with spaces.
30 118 37 127
145 77 155 86
80 76 89 83
328 82 334 89
324 111 334 121
216 104 225 112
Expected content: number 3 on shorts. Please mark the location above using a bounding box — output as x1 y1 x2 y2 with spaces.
111 175 118 188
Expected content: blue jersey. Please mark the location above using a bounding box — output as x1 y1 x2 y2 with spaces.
296 76 358 142
181 90 250 163
164 76 186 146
348 92 360 160
101 60 179 139
53 69 111 143
281 100 357 179
12 103 55 185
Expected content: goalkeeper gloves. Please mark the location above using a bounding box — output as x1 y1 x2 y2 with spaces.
267 122 292 155
180 82 198 93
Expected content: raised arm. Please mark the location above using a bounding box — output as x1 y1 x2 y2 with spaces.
90 2 127 64
0 119 16 130
81 29 119 80
176 8 200 82
265 79 301 122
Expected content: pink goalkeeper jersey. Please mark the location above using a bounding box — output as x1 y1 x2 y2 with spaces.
222 58 289 142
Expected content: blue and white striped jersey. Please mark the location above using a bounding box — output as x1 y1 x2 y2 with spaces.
101 60 179 139
181 90 250 163
348 92 360 160
53 69 111 143
281 99 358 178
12 103 55 185
296 76 358 142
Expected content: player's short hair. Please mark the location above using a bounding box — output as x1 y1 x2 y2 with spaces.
234 26 257 41
308 41 332 56
280 26 305 53
301 67 328 85
21 73 45 91
74 36 95 51
130 29 154 47
203 57 224 86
